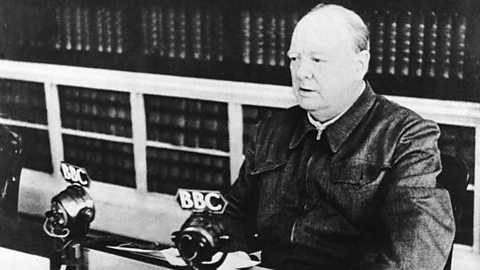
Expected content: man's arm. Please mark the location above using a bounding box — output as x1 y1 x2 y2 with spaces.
223 125 261 252
362 117 455 269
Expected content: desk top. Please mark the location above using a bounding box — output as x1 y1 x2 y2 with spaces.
0 246 50 269
0 212 270 269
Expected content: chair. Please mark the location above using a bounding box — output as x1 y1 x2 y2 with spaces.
0 125 23 217
437 154 469 270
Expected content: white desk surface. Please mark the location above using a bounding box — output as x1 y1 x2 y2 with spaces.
0 246 50 270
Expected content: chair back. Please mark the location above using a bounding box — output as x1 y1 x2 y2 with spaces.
437 154 469 270
0 125 23 217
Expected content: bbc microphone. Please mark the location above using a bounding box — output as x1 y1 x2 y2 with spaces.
43 162 95 270
172 189 230 270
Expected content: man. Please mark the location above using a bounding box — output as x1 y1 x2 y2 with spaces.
224 4 455 270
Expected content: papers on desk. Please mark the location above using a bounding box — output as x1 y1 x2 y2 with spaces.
106 244 260 269
106 243 166 260
161 247 260 269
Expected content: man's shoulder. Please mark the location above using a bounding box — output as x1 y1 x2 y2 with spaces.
374 94 436 127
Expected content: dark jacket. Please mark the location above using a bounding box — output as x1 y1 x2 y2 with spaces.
225 84 455 270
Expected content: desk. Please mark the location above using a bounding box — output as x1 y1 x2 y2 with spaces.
86 249 174 270
0 246 50 269
0 212 270 269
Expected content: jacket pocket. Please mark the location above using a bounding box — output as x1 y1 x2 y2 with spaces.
250 161 287 176
330 161 390 189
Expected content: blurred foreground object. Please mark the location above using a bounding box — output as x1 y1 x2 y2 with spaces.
0 125 22 217
44 162 95 270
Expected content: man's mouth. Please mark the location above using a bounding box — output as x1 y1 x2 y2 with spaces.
299 87 315 92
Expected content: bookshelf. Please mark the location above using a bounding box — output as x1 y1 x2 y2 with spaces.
0 0 478 100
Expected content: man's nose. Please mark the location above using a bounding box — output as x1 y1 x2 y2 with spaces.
295 59 313 79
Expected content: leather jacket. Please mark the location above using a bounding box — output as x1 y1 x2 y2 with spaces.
225 83 455 269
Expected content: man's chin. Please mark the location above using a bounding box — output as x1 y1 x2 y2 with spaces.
298 102 323 113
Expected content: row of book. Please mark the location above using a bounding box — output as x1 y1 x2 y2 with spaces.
146 147 230 195
0 80 47 124
59 87 132 137
366 10 467 79
61 101 131 121
60 87 131 105
145 96 229 151
241 10 297 67
54 4 124 54
145 95 227 116
63 135 136 188
141 2 224 61
241 8 468 79
146 111 228 133
0 1 472 81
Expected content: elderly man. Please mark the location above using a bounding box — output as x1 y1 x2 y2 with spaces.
224 3 455 270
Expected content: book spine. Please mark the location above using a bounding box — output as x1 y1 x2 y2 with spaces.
96 8 104 52
157 6 165 57
105 8 112 53
141 5 149 55
65 5 72 50
192 8 202 60
424 12 438 78
241 11 251 64
166 5 175 58
252 12 264 65
202 7 212 61
437 14 452 79
150 6 158 55
452 14 466 80
277 12 286 67
177 4 186 59
214 12 224 62
371 10 385 74
410 12 425 77
384 11 397 75
265 12 276 66
83 7 91 51
74 4 82 51
396 11 412 76
115 8 123 54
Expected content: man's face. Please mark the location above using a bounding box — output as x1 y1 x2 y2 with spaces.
288 13 367 121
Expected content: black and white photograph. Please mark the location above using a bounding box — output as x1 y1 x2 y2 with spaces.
0 0 479 269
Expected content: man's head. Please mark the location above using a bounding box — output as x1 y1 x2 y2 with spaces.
288 4 370 121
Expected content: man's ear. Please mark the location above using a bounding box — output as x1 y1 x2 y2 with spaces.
355 50 370 78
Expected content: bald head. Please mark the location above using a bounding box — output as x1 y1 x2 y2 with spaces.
295 4 370 53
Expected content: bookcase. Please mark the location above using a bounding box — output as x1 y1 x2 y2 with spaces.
1 0 478 100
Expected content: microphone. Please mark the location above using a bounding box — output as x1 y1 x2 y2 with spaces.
172 189 230 270
43 162 95 270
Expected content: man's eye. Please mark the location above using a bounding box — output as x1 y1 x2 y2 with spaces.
289 56 297 62
312 58 325 63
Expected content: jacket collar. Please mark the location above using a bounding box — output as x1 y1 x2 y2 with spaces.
289 81 376 153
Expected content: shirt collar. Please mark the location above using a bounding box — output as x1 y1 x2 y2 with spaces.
307 107 345 131
289 81 376 152
307 104 348 141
